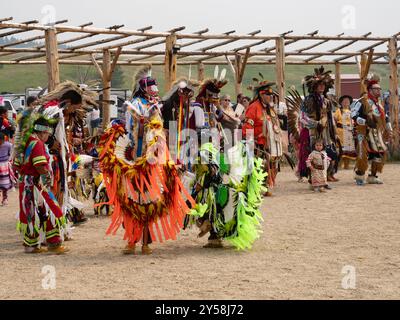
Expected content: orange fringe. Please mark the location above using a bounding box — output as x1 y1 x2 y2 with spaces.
98 123 196 245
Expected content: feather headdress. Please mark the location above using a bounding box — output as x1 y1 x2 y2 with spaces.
131 64 157 98
37 81 98 109
303 66 334 94
247 72 276 100
162 77 200 101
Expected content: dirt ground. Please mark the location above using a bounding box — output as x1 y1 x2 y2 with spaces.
0 164 399 300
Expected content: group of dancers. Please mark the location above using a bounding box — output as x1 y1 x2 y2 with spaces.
11 64 393 254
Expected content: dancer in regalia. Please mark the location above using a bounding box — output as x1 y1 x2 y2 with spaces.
98 65 196 255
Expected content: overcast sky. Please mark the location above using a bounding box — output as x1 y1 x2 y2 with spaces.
2 0 399 36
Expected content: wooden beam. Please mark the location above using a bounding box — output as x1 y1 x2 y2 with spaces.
335 62 341 98
0 59 390 66
109 47 122 78
45 28 60 91
388 36 399 154
3 45 389 58
68 34 129 51
297 33 344 53
134 39 165 50
90 54 103 79
0 34 44 48
238 48 250 83
164 34 177 92
198 62 205 82
127 54 158 62
334 33 400 62
329 32 372 52
0 17 13 23
275 37 286 102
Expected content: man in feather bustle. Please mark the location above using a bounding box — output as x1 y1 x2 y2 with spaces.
299 67 339 187
351 74 393 185
242 78 283 196
13 118 69 254
35 82 98 227
13 81 98 245
98 65 197 255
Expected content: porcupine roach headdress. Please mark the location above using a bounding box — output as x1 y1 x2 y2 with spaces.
131 64 159 99
13 110 58 162
196 66 228 103
303 66 334 94
364 73 381 90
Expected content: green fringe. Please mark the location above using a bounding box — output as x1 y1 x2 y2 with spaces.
225 145 268 250
188 203 208 218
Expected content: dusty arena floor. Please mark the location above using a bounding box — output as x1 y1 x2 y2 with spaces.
0 164 399 300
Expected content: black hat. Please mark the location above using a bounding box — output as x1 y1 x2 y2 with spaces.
338 95 353 105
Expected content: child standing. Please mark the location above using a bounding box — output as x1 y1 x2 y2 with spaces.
306 139 331 193
0 132 13 205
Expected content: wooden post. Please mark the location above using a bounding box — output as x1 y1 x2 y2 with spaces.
198 62 205 82
388 37 399 155
44 28 60 91
335 62 341 98
234 54 242 96
102 49 111 129
236 48 250 97
91 48 122 129
275 37 286 102
164 34 177 92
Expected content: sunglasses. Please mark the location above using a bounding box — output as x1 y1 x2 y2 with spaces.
260 88 273 94
224 99 231 102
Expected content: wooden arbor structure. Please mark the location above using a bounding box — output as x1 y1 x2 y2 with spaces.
0 17 399 151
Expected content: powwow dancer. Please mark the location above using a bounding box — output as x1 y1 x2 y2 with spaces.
351 74 393 185
161 77 199 165
183 72 267 250
13 82 98 240
185 72 228 247
306 139 331 193
286 88 307 181
34 82 98 226
334 95 357 169
13 118 69 254
242 78 283 196
187 141 267 250
299 67 339 187
98 65 197 255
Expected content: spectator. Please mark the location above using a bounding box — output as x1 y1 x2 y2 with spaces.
26 96 38 109
0 107 15 139
89 105 101 135
238 96 251 122
0 132 13 205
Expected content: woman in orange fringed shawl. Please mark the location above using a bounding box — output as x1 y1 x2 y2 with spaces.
98 65 196 255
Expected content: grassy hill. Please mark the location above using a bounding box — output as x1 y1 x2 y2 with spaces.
0 63 392 97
